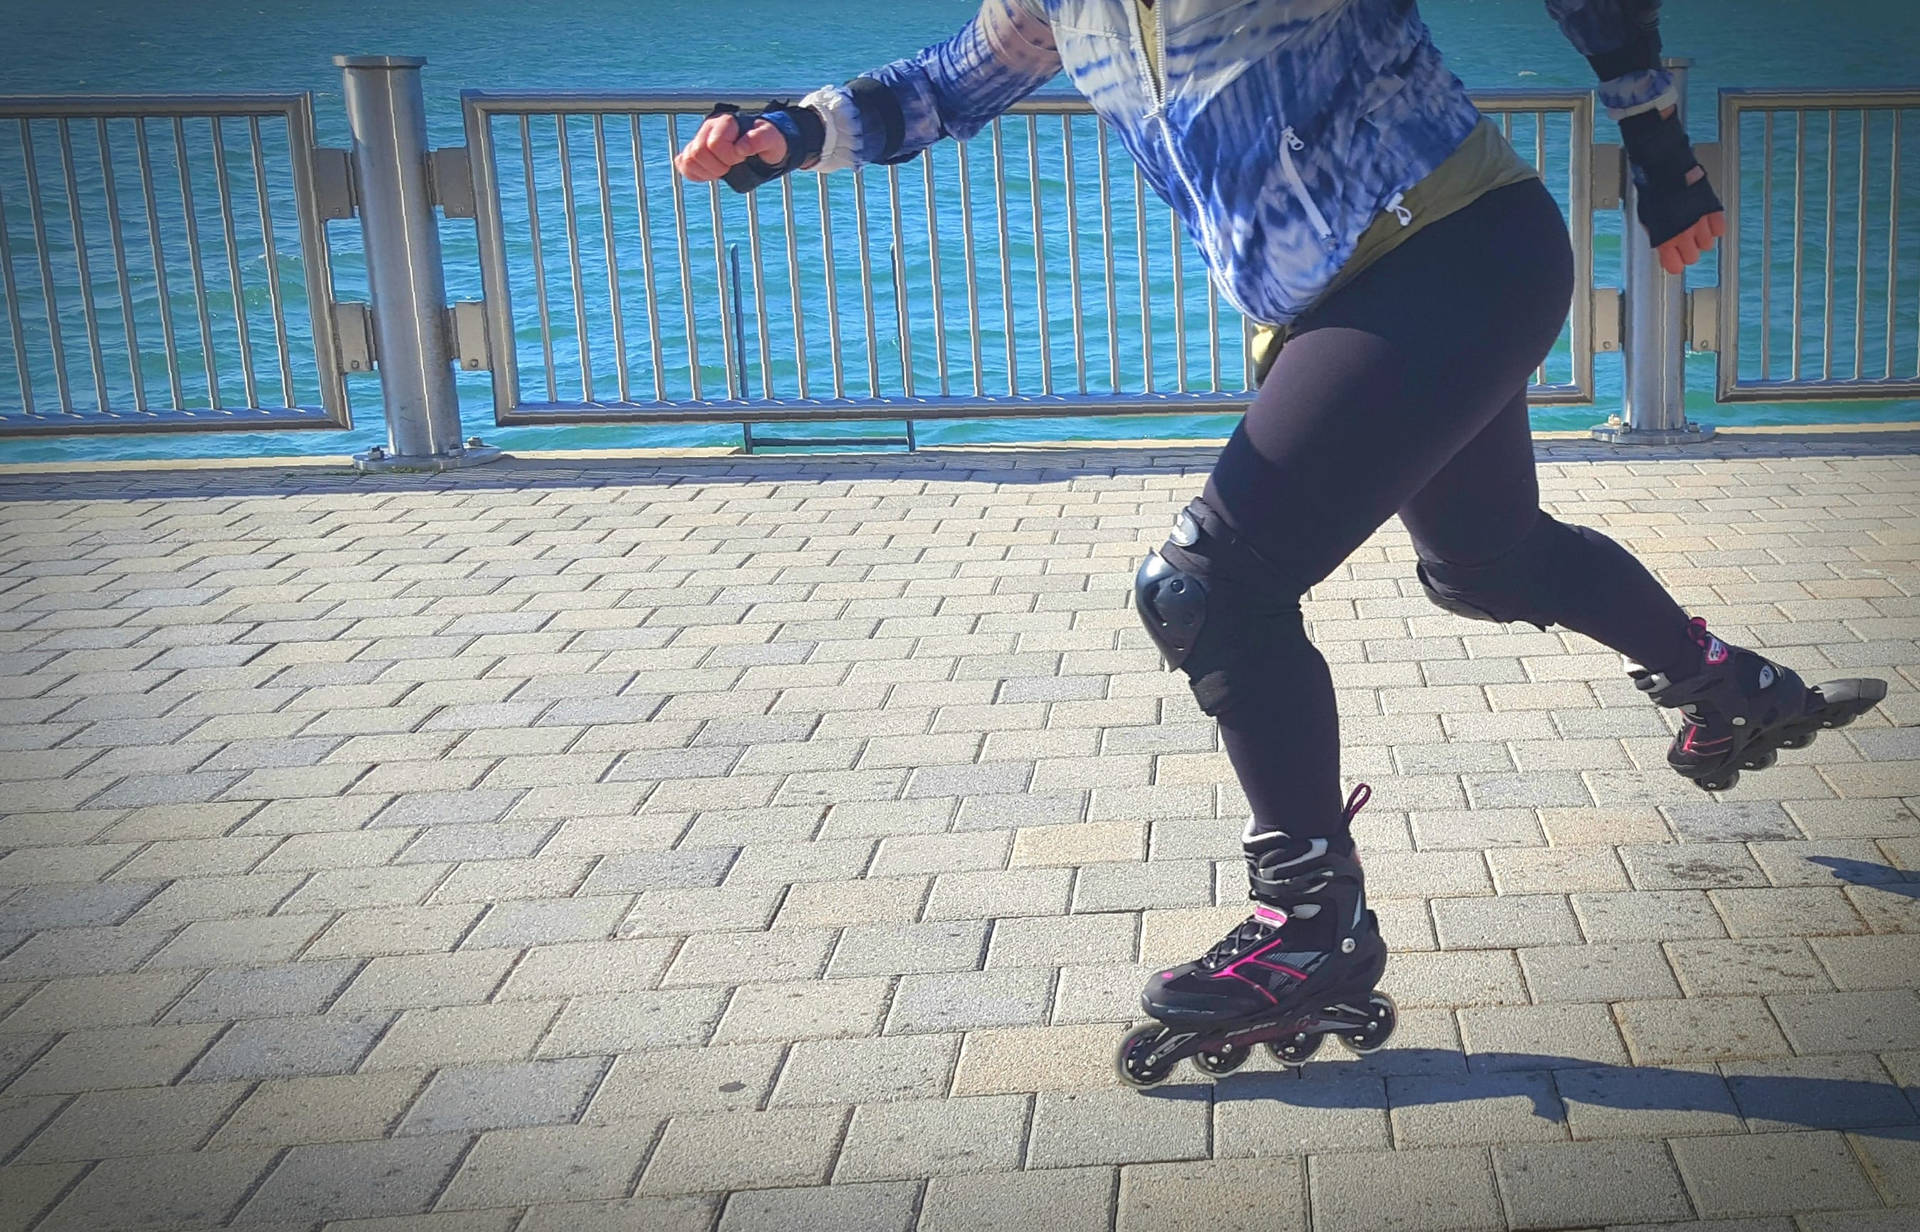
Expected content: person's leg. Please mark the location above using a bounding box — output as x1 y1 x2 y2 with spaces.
1138 179 1576 847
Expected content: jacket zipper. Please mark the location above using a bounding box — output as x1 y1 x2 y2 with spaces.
1132 2 1257 318
1279 126 1335 243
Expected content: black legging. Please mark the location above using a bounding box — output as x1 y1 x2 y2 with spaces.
1196 178 1698 842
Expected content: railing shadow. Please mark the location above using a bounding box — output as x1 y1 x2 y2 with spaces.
1 430 1917 504
1809 856 1920 899
1143 1049 1920 1139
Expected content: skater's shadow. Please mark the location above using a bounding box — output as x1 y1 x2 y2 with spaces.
1176 1051 1920 1140
1808 855 1920 899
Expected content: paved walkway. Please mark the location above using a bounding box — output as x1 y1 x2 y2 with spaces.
0 433 1915 1232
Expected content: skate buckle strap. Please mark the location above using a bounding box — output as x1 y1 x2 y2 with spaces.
1341 783 1371 823
1252 903 1289 926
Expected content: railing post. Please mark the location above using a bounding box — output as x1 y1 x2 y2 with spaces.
1593 58 1715 445
335 54 500 472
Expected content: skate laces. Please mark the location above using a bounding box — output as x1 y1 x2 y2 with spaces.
1204 785 1372 971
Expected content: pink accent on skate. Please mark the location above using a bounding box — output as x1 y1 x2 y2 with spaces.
1342 783 1372 822
1688 617 1729 665
1253 904 1289 926
1213 968 1280 1004
1213 933 1308 988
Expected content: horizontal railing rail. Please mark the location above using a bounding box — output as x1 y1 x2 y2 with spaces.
462 88 1601 433
1713 87 1919 402
0 93 353 435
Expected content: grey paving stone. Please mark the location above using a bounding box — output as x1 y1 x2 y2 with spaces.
363 1002 556 1069
15 1082 246 1162
639 1105 845 1195
38 1147 277 1231
1849 1126 1920 1206
441 1121 662 1208
1519 942 1683 1002
1308 1145 1503 1232
713 976 892 1043
538 989 729 1056
1051 961 1160 1025
828 919 988 977
919 1166 1116 1232
9 1023 221 1094
661 928 836 986
834 1093 1026 1181
331 950 514 1013
238 1134 470 1223
1794 1211 1920 1232
1572 889 1728 941
211 1071 425 1149
1073 860 1213 912
1669 1130 1879 1217
1456 1003 1631 1071
1433 894 1581 949
189 1012 388 1081
1117 1157 1306 1232
1711 886 1869 938
145 914 331 968
1615 996 1794 1065
1493 1139 1691 1229
887 967 1054 1034
1213 1072 1392 1155
1664 799 1804 841
772 1033 961 1106
986 911 1137 968
1722 1053 1917 1132
493 937 677 1000
0 971 195 1033
1027 1086 1209 1168
1668 937 1834 996
582 1045 783 1121
461 895 630 949
162 958 362 1023
0 880 162 930
517 1196 719 1232
1622 844 1769 890
0 1162 82 1232
718 1181 919 1232
1554 1062 1745 1140
1767 989 1920 1053
923 866 1074 920
578 847 738 895
1810 933 1920 990
397 1056 610 1135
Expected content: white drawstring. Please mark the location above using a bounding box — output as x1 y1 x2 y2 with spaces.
1385 191 1412 227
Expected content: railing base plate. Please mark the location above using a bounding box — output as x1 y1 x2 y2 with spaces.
353 444 505 473
1589 420 1716 446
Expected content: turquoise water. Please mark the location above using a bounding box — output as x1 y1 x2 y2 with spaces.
3 0 1918 462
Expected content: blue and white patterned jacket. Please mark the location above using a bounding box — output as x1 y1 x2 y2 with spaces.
797 0 1673 326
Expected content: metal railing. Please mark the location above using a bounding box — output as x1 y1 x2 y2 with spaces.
0 95 353 434
462 88 1601 433
1711 88 1920 401
1 58 1915 458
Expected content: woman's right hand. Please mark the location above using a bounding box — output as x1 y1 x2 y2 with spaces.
674 113 789 183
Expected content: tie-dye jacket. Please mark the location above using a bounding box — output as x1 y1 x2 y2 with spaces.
797 0 1672 326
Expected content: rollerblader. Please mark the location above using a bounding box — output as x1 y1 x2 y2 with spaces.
676 0 1888 1086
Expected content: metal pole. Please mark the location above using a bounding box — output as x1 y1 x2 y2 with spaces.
335 54 499 470
1595 58 1714 444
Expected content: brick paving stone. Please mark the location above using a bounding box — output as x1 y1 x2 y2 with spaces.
517 1196 718 1232
950 1022 1125 1095
1622 844 1770 891
493 937 677 1000
332 950 514 1013
397 1056 609 1136
712 976 892 1042
145 913 331 968
1667 937 1834 996
236 1134 471 1223
1027 1086 1209 1168
1434 894 1582 949
1519 942 1683 1002
639 1106 844 1195
987 911 1137 968
887 967 1054 1034
1456 1003 1630 1070
923 866 1074 920
1213 1072 1392 1154
189 1011 389 1081
1309 1145 1503 1232
1767 989 1920 1053
581 1044 783 1120
161 958 361 1023
835 1093 1026 1181
1493 1140 1691 1229
828 919 988 977
1553 1062 1745 1140
536 988 730 1057
210 1071 426 1148
361 1002 555 1069
1118 1158 1306 1232
1616 996 1795 1065
0 971 195 1032
15 1082 246 1161
1669 1130 1879 1218
661 928 836 986
771 1033 960 1106
1809 933 1920 989
461 895 629 949
1573 889 1728 942
1387 1070 1569 1146
718 1181 919 1232
1710 887 1869 937
0 1162 80 1232
919 1166 1116 1232
9 1023 221 1094
38 1147 277 1230
774 876 930 927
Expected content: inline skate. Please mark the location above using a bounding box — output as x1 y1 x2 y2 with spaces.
1117 785 1396 1087
1633 618 1887 792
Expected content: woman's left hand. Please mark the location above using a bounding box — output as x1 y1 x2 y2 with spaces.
1654 165 1726 274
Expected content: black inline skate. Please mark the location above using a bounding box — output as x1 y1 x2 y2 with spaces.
1117 785 1396 1087
1632 618 1887 792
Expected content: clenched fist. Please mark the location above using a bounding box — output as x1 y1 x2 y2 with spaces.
674 113 789 183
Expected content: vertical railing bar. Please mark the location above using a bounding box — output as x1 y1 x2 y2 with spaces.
957 138 982 397
1790 109 1804 383
1761 110 1773 379
665 114 701 401
1098 118 1118 393
1535 110 1547 386
1027 115 1051 396
556 115 594 403
208 118 258 410
887 164 912 397
1822 108 1837 382
521 114 558 402
817 173 845 400
1887 109 1901 380
247 115 293 407
23 121 75 414
0 174 35 416
629 117 667 403
1062 115 1085 395
922 151 948 396
993 119 1016 393
853 166 880 397
729 243 749 401
1171 209 1186 391
1242 313 1254 391
593 116 629 403
1135 161 1151 392
172 116 219 407
57 118 112 414
135 118 184 409
100 119 147 411
1206 279 1220 393
746 171 772 398
710 180 740 400
1854 108 1869 381
781 174 809 401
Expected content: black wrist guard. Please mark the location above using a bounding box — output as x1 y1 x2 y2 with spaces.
708 100 825 194
1618 106 1722 247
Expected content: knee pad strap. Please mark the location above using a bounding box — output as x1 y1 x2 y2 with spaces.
1416 512 1580 631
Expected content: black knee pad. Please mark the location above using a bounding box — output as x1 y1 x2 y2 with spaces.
1135 501 1307 717
1415 511 1581 630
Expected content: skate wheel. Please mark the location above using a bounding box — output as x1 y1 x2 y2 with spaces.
1697 769 1738 792
1265 1030 1325 1067
1340 992 1398 1055
1116 1023 1177 1088
1777 732 1814 751
1739 748 1777 771
1193 1042 1249 1076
